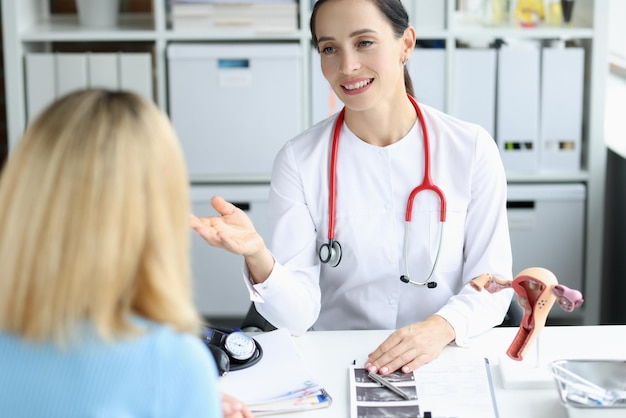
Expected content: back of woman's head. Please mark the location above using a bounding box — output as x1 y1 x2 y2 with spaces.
310 0 415 96
0 89 200 343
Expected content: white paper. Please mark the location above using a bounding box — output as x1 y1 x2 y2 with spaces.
349 352 499 418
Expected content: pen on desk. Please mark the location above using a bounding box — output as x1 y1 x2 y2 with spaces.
367 371 414 400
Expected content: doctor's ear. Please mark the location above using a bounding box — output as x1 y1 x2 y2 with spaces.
402 26 416 53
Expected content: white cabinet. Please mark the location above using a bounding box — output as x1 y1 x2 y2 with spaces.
507 184 586 319
190 184 270 318
1 0 610 324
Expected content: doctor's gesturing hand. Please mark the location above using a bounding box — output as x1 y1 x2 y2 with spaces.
190 196 274 284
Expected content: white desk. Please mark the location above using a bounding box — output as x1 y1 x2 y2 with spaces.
285 325 626 418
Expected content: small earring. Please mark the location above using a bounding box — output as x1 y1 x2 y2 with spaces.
402 57 408 65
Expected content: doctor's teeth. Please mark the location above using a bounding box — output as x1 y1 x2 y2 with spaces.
345 80 371 90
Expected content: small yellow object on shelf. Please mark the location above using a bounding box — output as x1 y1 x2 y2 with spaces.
515 0 545 27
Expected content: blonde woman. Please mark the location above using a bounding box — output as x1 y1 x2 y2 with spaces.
0 90 250 417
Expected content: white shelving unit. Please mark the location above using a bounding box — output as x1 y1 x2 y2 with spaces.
2 0 609 324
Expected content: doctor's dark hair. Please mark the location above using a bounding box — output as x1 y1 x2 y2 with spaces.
310 0 415 97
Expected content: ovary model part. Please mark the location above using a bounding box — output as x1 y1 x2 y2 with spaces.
470 268 584 361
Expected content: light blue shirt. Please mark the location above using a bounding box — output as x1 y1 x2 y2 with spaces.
0 318 222 417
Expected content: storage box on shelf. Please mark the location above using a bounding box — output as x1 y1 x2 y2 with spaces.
1 0 609 325
170 0 299 33
167 42 302 181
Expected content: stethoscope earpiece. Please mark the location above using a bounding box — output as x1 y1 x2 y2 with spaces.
319 239 342 267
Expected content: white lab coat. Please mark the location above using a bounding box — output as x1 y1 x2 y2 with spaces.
245 104 513 346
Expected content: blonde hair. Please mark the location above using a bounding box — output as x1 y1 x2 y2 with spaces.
0 89 200 344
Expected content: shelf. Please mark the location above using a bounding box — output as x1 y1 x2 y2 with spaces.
451 26 594 40
164 30 304 42
20 14 156 42
506 171 590 183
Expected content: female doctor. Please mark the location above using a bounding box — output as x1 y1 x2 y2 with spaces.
191 0 513 376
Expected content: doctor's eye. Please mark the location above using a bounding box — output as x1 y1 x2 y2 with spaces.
357 39 374 48
320 46 336 55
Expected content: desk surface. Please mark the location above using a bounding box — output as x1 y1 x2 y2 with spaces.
285 325 626 418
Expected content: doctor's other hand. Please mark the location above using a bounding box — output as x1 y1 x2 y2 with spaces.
221 393 255 418
190 196 265 257
364 315 455 375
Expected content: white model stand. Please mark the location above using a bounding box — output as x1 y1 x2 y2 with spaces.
498 337 553 389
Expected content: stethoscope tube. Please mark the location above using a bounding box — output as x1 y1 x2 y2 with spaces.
319 95 446 289
318 109 345 268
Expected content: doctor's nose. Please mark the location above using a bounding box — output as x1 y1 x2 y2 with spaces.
340 52 361 74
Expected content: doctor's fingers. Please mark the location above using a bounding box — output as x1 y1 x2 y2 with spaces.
189 213 219 240
367 343 429 375
365 332 411 373
366 327 434 373
211 195 258 229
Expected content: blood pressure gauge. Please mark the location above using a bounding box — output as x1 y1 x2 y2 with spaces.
224 332 257 361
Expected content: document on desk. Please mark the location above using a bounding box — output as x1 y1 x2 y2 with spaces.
218 328 332 416
349 354 499 418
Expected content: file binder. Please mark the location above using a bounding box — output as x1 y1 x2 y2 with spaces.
539 47 584 172
119 53 154 101
24 52 154 123
55 53 88 97
25 54 56 121
496 46 541 172
453 48 497 137
88 53 119 90
408 48 446 112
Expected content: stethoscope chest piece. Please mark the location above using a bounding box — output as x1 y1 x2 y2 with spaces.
319 239 342 267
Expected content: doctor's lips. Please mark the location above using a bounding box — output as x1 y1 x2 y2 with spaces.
341 78 373 92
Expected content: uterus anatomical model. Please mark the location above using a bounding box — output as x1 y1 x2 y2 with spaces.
470 267 584 361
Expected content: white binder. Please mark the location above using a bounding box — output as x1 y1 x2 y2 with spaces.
88 53 119 90
496 46 541 172
453 48 497 137
539 47 584 172
25 54 56 122
55 53 88 98
119 53 153 101
408 48 446 112
24 52 154 123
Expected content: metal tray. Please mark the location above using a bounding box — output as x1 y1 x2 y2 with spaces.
551 359 626 418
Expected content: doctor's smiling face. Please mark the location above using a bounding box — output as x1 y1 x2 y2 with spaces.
311 0 415 113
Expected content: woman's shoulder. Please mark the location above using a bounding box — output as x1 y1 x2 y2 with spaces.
135 319 209 359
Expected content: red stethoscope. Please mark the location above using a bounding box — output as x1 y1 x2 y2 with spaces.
318 95 447 288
